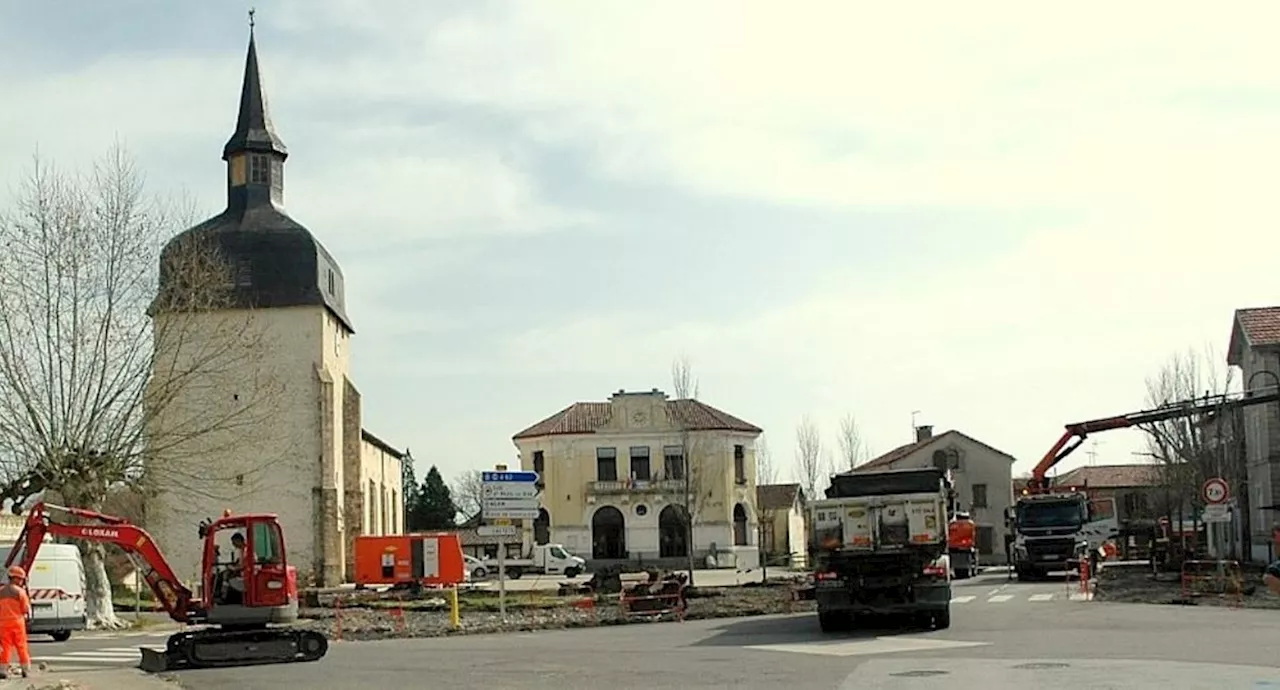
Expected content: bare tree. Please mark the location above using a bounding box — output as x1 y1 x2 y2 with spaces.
837 413 868 470
756 433 777 486
795 416 824 500
669 355 714 582
451 469 484 520
1138 346 1236 562
0 146 282 628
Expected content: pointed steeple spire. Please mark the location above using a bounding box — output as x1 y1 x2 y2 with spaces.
222 17 287 162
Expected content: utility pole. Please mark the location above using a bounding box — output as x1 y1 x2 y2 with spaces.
1086 440 1103 467
911 410 922 439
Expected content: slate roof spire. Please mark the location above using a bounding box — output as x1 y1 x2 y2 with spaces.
222 14 288 162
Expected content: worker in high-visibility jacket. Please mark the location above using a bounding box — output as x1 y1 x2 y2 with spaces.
0 565 32 679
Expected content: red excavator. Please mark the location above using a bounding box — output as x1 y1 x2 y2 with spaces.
3 502 328 672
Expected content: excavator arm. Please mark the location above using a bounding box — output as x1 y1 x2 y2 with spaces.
3 502 196 624
1026 385 1280 493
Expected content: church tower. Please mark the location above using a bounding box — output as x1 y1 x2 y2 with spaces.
147 25 354 587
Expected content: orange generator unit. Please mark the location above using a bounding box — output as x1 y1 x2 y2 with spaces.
353 533 466 589
947 514 978 580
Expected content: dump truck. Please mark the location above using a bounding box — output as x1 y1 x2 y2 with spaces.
808 466 954 632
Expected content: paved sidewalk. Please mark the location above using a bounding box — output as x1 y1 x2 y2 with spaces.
11 668 175 688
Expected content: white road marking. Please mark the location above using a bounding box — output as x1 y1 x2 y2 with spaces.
1029 594 1055 602
750 636 991 658
950 595 976 604
987 594 1014 603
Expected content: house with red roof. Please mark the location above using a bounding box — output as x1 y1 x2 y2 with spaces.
511 389 763 570
1227 306 1280 562
853 425 1015 563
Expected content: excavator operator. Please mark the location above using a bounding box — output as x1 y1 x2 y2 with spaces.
225 533 247 604
0 566 32 679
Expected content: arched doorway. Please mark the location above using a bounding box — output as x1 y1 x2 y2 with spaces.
659 505 688 558
733 503 749 546
591 506 626 559
533 508 550 545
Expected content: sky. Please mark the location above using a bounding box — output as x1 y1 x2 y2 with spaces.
3 1 1280 489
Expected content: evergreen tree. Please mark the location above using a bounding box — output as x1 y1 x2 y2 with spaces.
402 460 421 531
414 465 457 529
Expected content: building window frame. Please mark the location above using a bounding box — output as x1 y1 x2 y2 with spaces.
629 446 651 481
972 483 988 509
596 447 618 482
249 154 270 184
663 445 685 480
733 444 746 485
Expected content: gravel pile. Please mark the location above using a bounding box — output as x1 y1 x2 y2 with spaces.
1095 563 1280 609
303 582 814 641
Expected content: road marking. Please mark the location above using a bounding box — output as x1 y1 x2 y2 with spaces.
950 595 976 604
987 594 1014 603
749 636 990 658
1028 594 1055 602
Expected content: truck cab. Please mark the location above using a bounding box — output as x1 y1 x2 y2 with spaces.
1007 489 1116 580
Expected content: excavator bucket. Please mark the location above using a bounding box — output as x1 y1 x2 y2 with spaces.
139 645 172 673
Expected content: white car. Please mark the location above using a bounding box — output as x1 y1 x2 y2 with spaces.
464 554 489 580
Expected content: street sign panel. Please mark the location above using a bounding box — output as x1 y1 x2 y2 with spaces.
1202 477 1230 505
482 469 540 520
482 471 539 483
1202 504 1231 523
478 525 518 538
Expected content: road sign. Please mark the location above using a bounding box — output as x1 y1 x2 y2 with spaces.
482 471 539 483
482 470 540 520
1202 503 1231 523
482 483 539 500
1202 477 1230 505
478 525 518 538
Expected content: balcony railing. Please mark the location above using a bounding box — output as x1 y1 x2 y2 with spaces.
588 478 686 494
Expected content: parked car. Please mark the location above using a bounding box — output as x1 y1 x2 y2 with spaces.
464 554 488 580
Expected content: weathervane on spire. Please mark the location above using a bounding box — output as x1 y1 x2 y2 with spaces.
248 7 256 30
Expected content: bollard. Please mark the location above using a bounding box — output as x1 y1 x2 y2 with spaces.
449 585 461 631
1078 559 1090 596
334 596 344 642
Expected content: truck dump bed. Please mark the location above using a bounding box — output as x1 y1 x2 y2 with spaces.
811 467 951 561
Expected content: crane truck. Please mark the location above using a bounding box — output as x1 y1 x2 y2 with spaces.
1008 385 1280 581
808 466 955 632
4 501 328 672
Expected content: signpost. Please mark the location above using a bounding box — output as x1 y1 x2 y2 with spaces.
1201 478 1232 556
1202 477 1230 505
1202 504 1231 523
481 469 541 618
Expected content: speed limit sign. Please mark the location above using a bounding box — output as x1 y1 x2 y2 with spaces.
1202 477 1230 505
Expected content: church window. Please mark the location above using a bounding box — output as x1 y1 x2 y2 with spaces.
249 155 270 184
327 269 336 295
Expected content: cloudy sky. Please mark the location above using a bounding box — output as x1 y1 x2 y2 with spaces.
3 1 1279 488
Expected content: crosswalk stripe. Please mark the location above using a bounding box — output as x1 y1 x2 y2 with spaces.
1029 594 1055 602
950 595 976 604
987 594 1014 603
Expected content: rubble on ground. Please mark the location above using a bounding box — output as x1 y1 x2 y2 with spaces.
301 578 814 641
1094 562 1280 609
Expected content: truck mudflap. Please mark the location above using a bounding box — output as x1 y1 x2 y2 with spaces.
949 550 975 579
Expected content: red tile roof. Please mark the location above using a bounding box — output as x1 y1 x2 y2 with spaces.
1228 306 1280 365
757 483 803 510
512 398 762 440
1053 464 1161 489
852 430 1016 472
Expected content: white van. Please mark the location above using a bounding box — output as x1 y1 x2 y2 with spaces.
0 544 87 642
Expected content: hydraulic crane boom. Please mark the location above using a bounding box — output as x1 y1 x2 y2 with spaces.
1026 385 1280 493
4 502 197 624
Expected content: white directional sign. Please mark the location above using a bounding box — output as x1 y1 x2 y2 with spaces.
1202 504 1231 523
477 525 518 538
1202 477 1230 505
482 470 541 520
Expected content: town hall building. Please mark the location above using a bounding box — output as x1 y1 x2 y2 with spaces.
145 27 406 587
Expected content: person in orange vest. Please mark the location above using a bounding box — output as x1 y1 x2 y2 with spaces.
0 565 32 679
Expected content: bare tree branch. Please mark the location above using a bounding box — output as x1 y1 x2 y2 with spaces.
669 355 713 582
452 469 483 519
795 415 824 500
671 355 700 401
837 413 868 471
755 433 777 486
0 144 285 628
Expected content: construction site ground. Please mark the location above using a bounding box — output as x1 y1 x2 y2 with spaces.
1093 560 1280 609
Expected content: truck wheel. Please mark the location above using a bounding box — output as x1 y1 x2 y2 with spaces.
933 608 951 630
507 567 524 579
818 611 851 633
50 631 71 642
955 568 970 579
564 566 581 578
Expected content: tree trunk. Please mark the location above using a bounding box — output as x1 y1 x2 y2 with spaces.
79 540 126 630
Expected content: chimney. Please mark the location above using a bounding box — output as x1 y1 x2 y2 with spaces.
915 425 933 443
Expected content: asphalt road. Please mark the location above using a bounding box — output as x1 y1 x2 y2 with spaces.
25 628 171 673
149 570 1280 689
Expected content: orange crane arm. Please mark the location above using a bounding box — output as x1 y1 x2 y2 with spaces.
1026 386 1280 493
3 502 196 623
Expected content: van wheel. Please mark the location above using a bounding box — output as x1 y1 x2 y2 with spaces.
507 567 524 579
50 631 71 642
564 567 581 578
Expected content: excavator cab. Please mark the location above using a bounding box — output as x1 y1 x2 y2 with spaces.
200 512 299 627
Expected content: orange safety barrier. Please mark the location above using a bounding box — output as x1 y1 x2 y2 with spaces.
1180 559 1244 609
569 595 597 623
619 590 686 621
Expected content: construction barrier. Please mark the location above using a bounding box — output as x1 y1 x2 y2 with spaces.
1180 559 1244 609
619 589 686 621
332 592 410 641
